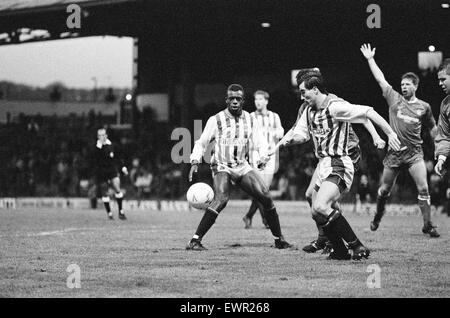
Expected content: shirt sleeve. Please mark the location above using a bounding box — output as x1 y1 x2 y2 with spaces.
273 113 284 139
190 116 216 163
434 98 450 159
382 85 402 108
329 102 373 124
251 118 269 160
292 107 310 141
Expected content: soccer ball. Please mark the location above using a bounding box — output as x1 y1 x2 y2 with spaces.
186 183 214 210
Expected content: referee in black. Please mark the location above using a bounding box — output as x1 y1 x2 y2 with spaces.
91 128 128 220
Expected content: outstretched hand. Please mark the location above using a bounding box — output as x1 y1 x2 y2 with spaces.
360 43 376 60
373 138 386 150
387 132 402 151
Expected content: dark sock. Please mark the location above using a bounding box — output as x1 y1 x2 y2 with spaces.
195 207 219 239
245 199 259 219
316 222 328 243
375 194 388 222
264 206 282 238
103 202 111 213
418 197 431 224
333 214 360 248
117 198 123 212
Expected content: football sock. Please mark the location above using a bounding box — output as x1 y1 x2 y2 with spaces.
245 199 259 219
374 191 388 222
418 195 431 224
194 207 219 239
315 211 348 254
264 206 282 238
332 213 360 247
102 196 111 213
316 223 327 243
115 192 124 212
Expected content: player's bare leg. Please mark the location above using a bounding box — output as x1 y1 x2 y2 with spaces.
409 160 440 237
244 173 272 229
111 176 126 220
302 169 334 254
371 167 399 231
187 172 230 250
313 180 369 260
239 170 291 249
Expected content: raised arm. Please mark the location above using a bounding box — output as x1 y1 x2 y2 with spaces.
360 43 391 93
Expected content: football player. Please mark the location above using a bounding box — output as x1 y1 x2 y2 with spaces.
361 44 439 237
186 84 291 250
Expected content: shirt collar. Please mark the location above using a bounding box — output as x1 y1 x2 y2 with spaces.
224 108 244 119
407 97 418 104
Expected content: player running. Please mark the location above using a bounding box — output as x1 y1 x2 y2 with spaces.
279 72 401 260
360 43 439 237
242 90 284 229
280 68 386 255
186 84 291 250
91 128 128 220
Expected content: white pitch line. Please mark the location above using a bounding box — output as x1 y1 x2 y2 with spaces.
28 227 100 237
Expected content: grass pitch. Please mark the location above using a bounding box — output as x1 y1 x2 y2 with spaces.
0 204 449 298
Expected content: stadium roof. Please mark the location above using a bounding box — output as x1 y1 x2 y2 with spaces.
0 0 137 15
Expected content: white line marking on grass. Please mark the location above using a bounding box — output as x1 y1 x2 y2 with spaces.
29 227 102 237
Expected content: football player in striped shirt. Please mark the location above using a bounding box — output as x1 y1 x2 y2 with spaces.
281 68 386 255
242 90 284 229
361 44 439 237
186 84 291 250
287 74 401 260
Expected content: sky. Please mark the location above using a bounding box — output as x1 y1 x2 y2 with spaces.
0 36 133 89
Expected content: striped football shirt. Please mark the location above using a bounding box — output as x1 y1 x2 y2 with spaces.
293 95 372 159
250 110 284 149
190 108 268 167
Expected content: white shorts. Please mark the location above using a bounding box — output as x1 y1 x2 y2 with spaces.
211 161 253 183
314 156 354 193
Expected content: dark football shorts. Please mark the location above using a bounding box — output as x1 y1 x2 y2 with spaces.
96 169 119 183
383 146 423 169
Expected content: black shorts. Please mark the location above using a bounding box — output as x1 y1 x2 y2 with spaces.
96 169 119 183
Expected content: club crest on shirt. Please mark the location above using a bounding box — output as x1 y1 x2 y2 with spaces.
311 127 331 138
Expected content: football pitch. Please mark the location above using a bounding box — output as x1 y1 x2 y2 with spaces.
0 204 449 298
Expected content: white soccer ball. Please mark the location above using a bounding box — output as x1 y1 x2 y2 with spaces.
186 183 214 210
